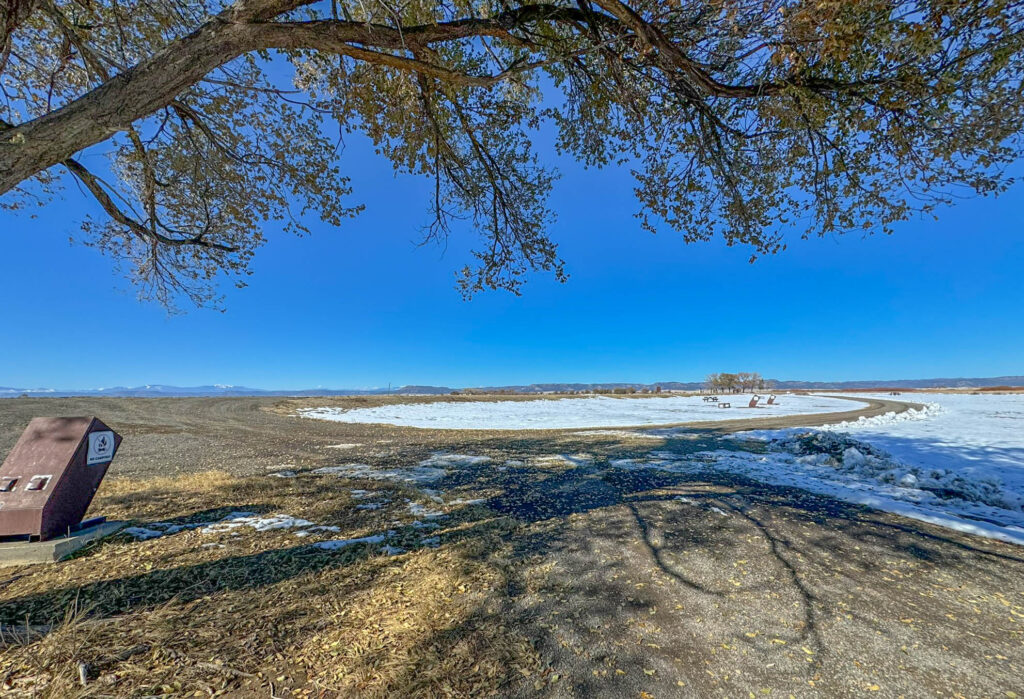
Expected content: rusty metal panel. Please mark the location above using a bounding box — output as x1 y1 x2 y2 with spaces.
0 417 122 540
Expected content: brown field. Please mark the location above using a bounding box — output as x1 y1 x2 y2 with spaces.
0 395 1021 698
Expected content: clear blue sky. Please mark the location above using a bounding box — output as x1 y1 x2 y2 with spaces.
2 125 1023 390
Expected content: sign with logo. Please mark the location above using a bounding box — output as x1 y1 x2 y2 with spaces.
87 430 116 465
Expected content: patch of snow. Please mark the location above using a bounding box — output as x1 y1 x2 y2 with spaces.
574 429 663 440
325 443 360 449
842 447 867 468
407 501 447 519
410 520 440 530
313 462 447 484
609 453 701 473
356 502 386 510
201 513 313 534
269 470 297 478
124 527 165 540
381 545 406 555
298 394 857 430
349 489 378 499
419 452 491 468
419 536 441 548
419 488 445 503
313 533 388 551
531 453 593 468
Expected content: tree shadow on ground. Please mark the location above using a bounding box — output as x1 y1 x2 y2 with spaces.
0 530 391 625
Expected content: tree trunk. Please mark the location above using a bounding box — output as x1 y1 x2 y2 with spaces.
0 18 249 194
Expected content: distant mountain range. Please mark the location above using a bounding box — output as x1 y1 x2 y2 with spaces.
2 376 1022 398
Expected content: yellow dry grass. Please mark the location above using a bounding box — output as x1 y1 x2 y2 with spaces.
0 470 542 697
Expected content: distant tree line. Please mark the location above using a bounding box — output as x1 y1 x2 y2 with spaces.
705 373 771 393
449 385 668 396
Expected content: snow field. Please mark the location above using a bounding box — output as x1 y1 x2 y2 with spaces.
299 393 858 430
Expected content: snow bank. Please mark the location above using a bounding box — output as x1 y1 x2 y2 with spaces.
298 394 857 430
705 393 1024 546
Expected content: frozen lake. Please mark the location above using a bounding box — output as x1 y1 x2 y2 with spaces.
299 393 859 429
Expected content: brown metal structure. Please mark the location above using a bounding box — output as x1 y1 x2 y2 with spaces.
0 417 122 540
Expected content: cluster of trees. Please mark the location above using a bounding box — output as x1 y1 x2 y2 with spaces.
705 373 770 393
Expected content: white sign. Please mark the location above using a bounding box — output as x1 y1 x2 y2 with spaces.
87 430 115 465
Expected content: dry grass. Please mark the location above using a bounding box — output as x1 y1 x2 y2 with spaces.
0 471 542 697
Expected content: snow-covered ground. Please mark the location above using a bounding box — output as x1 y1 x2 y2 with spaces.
299 393 856 430
711 393 1024 545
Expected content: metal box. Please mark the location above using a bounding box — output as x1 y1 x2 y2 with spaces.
0 417 122 540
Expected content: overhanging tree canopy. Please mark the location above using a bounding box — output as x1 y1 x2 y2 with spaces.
2 0 1022 307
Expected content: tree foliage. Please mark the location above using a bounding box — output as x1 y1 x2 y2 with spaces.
2 0 1023 308
706 371 765 392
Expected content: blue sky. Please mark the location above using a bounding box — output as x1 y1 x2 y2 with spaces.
2 126 1023 390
